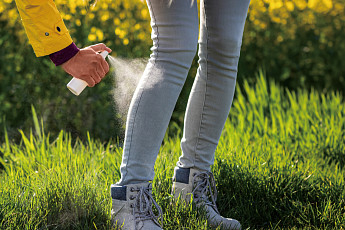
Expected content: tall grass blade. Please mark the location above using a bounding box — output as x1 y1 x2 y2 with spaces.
31 105 42 140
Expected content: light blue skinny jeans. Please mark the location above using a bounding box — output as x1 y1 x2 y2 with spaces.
117 0 251 185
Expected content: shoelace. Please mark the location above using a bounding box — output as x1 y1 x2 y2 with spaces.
132 184 163 229
191 171 220 214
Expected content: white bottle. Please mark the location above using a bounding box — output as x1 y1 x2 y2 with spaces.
67 51 109 96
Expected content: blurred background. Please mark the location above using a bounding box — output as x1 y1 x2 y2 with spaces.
0 0 344 142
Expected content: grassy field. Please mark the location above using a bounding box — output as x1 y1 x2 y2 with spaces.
1 74 345 229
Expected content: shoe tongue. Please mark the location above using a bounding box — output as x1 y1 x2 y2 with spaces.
134 184 153 211
133 182 151 189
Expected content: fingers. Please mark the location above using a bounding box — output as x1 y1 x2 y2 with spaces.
89 43 112 53
79 54 108 87
84 75 96 87
97 63 106 79
91 58 106 85
101 61 109 77
93 67 102 83
105 47 112 53
96 54 109 77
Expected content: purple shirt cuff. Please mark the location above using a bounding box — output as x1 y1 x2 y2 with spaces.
49 42 80 66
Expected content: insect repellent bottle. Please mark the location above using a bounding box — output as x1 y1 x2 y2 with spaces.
67 51 109 96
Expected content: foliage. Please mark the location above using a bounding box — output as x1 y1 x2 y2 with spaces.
1 75 345 229
0 0 344 141
241 0 345 91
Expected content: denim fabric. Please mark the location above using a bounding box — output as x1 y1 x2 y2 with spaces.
117 0 250 185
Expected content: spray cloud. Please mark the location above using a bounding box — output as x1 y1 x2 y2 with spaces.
108 56 146 123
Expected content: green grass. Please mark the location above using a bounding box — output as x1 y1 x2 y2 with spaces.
1 73 345 229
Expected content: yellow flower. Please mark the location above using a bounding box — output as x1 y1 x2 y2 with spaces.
114 18 121 25
138 32 146 40
88 34 97 42
295 0 307 10
119 12 126 19
308 0 333 13
101 12 109 21
96 29 104 40
124 2 130 9
141 8 149 19
269 0 283 10
115 28 122 35
75 19 81 26
277 35 284 43
123 38 129 45
119 30 126 39
286 1 295 12
134 24 141 30
63 14 72 20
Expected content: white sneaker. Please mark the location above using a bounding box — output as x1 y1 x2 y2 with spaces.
172 167 241 230
111 182 163 230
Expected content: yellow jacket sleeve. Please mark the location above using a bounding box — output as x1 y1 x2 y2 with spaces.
14 0 73 57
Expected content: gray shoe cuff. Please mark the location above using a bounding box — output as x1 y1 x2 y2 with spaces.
173 167 190 184
111 185 127 201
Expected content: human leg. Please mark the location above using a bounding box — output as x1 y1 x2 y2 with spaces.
117 0 198 186
178 0 250 172
173 0 251 229
111 0 198 228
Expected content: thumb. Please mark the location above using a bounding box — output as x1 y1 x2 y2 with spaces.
88 43 112 53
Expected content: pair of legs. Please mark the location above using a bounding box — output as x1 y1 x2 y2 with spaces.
117 0 251 186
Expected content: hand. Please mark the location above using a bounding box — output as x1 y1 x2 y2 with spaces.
62 43 112 87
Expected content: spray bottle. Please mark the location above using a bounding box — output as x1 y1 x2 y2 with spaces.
67 50 109 96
